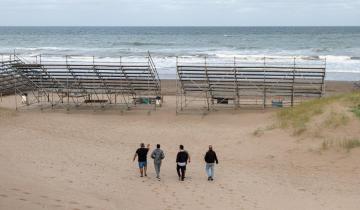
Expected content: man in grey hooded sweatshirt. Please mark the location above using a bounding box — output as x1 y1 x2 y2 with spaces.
151 144 165 180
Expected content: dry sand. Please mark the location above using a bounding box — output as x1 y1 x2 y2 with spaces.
0 81 360 210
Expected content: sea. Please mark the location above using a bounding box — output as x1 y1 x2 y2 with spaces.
0 26 360 81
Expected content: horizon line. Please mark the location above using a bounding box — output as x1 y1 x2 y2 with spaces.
1 25 360 27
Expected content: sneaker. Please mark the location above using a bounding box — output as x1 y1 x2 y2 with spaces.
208 177 211 181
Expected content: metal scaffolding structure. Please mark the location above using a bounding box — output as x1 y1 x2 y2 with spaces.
176 56 326 113
0 53 162 110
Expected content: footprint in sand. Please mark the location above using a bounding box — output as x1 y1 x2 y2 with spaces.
84 205 93 209
11 188 20 192
18 198 27 201
0 194 8 198
40 195 49 199
23 191 31 195
69 201 79 205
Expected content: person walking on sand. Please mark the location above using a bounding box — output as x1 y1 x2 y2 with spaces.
204 145 218 181
133 143 150 177
176 145 190 181
151 144 165 180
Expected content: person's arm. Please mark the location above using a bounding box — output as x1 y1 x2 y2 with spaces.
176 153 179 163
188 152 191 163
161 151 165 159
147 144 150 149
151 150 155 159
133 153 138 162
215 152 219 164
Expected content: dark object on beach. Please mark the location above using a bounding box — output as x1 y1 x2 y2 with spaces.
272 100 283 108
354 81 360 90
84 99 108 103
215 97 229 104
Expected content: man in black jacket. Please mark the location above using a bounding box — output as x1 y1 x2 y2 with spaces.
204 145 218 181
176 145 191 181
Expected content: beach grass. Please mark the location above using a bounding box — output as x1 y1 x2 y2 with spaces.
252 124 276 137
321 138 360 151
351 104 360 119
277 92 360 135
323 111 349 128
340 139 360 151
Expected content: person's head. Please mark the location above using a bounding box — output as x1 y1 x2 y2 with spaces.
157 144 160 149
209 145 213 151
140 143 145 148
179 145 184 150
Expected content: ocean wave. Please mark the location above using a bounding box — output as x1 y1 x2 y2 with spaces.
223 34 242 37
124 42 175 47
312 47 332 53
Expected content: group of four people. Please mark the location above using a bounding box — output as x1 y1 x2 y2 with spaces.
133 143 219 181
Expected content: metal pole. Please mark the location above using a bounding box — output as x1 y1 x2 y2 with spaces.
66 56 69 110
321 57 327 97
291 57 296 107
263 57 266 109
234 56 239 109
15 79 17 111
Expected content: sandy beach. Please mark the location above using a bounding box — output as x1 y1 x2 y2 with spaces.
0 81 360 210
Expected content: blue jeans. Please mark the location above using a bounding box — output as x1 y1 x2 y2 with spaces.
206 163 215 177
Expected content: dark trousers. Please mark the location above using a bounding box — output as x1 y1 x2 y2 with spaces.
177 165 186 180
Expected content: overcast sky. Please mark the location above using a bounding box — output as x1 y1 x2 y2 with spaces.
0 0 359 26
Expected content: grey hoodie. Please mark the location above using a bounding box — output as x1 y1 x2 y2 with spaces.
151 148 165 163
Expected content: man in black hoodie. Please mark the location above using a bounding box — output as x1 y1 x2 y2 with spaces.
204 145 218 181
176 145 190 181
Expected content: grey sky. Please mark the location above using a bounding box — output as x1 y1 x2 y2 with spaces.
0 0 359 26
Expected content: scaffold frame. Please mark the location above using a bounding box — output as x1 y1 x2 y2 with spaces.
0 53 162 111
176 56 326 113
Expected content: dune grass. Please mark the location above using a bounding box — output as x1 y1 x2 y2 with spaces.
340 139 360 151
323 111 349 129
252 124 276 137
351 105 360 119
321 138 360 152
277 92 360 135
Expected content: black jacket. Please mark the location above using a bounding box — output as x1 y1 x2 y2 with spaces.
204 150 218 164
176 150 189 163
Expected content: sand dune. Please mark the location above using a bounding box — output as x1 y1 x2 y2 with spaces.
0 94 360 210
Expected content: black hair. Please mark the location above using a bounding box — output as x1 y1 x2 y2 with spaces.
157 144 160 148
179 145 184 150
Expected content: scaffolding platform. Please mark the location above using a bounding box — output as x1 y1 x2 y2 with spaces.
0 53 162 110
176 56 326 113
